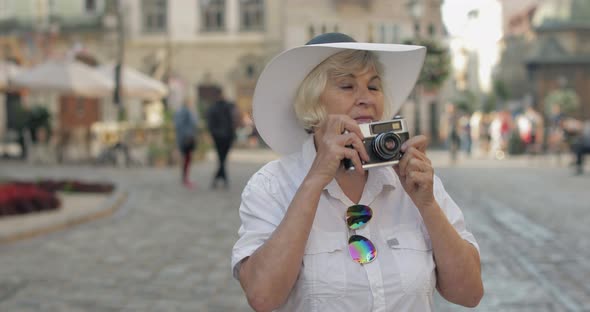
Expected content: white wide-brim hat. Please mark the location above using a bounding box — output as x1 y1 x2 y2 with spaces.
253 33 426 155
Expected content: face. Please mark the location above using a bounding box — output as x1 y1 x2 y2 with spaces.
320 67 385 124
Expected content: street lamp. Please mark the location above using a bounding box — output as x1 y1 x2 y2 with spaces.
406 0 423 39
406 0 424 135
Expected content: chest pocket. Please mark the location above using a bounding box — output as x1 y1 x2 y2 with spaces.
384 227 436 295
301 232 348 298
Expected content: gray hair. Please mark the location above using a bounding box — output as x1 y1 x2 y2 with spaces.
293 50 391 132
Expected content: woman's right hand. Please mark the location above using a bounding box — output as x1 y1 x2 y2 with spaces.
307 114 369 187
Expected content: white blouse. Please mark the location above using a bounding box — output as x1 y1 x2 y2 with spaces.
232 136 479 312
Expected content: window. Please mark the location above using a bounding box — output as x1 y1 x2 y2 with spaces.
428 24 436 36
413 22 420 37
377 24 399 43
308 25 315 40
240 0 264 31
76 99 86 118
0 0 12 19
246 64 255 78
142 0 167 33
201 0 225 32
85 0 96 12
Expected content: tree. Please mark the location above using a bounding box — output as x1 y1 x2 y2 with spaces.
452 90 477 114
482 79 510 113
543 88 580 116
403 38 451 91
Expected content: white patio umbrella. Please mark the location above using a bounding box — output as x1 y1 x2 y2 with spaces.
98 64 168 101
0 62 21 90
11 60 114 98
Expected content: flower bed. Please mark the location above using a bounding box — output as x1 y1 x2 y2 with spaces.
12 179 114 194
0 184 61 217
0 180 114 218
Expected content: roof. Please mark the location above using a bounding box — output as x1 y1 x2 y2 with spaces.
533 0 590 31
526 36 590 65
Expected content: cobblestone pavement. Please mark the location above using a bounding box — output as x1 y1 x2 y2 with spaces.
0 150 589 311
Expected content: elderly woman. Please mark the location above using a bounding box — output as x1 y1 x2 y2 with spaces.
231 33 483 312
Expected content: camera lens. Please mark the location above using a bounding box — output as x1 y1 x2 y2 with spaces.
372 132 401 160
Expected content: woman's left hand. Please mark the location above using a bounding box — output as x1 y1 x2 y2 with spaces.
393 135 436 211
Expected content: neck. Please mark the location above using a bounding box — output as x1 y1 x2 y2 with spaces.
336 168 368 204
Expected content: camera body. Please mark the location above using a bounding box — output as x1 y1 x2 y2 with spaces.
344 116 410 170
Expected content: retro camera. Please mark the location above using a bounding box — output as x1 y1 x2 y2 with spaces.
343 116 410 170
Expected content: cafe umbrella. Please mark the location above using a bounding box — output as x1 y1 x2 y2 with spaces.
11 60 113 98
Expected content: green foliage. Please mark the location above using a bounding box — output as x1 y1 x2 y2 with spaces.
493 80 510 101
117 106 127 122
28 106 51 129
452 90 477 114
482 94 498 113
543 88 580 115
11 104 28 131
403 38 451 90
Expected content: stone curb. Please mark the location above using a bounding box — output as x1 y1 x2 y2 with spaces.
0 185 128 244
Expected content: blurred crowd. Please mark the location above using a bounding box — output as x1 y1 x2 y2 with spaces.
440 102 590 174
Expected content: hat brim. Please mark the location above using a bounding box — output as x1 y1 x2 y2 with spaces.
253 42 426 155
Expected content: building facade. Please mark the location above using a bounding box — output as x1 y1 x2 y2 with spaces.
496 0 590 119
526 0 590 119
1 0 447 142
121 0 283 116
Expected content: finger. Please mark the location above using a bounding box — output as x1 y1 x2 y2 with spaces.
402 135 428 153
340 116 365 142
343 147 365 174
393 164 405 184
337 132 369 162
405 171 433 189
399 148 431 177
404 147 431 165
323 115 346 135
405 158 424 173
397 148 415 177
405 158 433 176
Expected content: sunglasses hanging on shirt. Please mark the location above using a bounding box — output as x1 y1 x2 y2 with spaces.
346 204 377 264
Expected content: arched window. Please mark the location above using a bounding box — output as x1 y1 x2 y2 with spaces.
201 0 226 32
240 0 264 31
142 0 167 33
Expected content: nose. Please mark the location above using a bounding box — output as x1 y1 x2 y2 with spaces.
355 87 376 107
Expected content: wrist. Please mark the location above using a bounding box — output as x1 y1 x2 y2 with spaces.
302 173 330 191
416 199 440 217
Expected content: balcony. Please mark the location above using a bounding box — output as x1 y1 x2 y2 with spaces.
0 14 106 35
332 0 373 11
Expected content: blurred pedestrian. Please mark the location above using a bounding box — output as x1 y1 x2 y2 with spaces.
174 101 198 188
444 104 461 163
523 105 544 156
570 119 590 175
207 92 237 189
547 103 566 163
490 110 512 160
459 112 472 156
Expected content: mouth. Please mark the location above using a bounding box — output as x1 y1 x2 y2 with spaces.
354 116 374 124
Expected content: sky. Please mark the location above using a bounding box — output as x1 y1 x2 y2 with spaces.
441 0 504 92
442 0 502 37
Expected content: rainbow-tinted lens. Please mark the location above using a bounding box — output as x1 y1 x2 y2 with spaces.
346 205 373 230
348 235 377 264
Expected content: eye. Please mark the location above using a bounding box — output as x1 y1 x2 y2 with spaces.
369 85 380 91
340 85 353 90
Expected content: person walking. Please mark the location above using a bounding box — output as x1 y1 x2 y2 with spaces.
571 119 590 175
207 93 237 189
174 101 198 188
